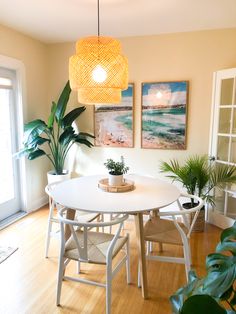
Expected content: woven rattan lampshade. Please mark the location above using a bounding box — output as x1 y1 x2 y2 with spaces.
69 36 128 104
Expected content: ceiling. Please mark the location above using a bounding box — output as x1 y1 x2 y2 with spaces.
0 0 236 44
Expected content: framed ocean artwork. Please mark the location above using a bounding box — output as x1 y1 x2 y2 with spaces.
94 83 134 147
141 81 188 149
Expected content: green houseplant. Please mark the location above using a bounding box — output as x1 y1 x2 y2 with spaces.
160 155 236 207
170 221 236 314
160 155 236 231
17 81 94 177
104 156 129 186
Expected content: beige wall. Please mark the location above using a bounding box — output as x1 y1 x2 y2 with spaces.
47 28 236 178
1 26 236 211
0 24 49 210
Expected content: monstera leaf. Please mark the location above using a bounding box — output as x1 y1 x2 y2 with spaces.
170 222 236 314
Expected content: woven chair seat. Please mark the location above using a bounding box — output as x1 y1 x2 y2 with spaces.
75 211 100 223
65 231 128 264
144 216 188 246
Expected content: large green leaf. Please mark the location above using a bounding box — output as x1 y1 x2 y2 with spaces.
216 241 236 256
181 295 226 314
24 119 46 132
27 136 50 148
74 135 93 148
78 131 95 139
24 119 48 146
220 222 236 243
203 254 236 297
55 81 71 122
27 149 46 160
59 127 76 146
170 271 204 313
14 147 35 158
61 107 86 128
47 101 57 128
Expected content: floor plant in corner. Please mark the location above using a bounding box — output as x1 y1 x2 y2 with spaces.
16 81 94 175
170 222 236 314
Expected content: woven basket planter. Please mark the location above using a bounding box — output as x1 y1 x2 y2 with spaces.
183 203 205 232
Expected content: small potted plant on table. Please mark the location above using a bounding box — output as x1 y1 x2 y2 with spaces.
104 156 129 186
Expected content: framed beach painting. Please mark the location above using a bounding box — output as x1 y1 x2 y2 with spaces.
94 83 134 147
141 81 188 149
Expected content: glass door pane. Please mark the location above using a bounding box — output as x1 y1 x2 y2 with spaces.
220 78 234 106
217 136 229 161
233 109 236 134
0 68 21 222
231 137 236 163
209 69 236 229
0 89 15 204
218 108 231 133
213 187 226 214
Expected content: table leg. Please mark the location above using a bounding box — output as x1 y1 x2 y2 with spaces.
134 213 148 299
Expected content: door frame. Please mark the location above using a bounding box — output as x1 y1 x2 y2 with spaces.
0 54 27 212
208 68 236 228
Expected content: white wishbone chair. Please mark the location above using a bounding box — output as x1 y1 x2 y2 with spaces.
138 193 204 286
45 182 100 258
56 207 130 314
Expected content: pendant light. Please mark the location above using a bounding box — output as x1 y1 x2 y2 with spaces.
69 0 128 104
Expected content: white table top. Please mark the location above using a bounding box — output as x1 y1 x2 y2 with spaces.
51 174 180 214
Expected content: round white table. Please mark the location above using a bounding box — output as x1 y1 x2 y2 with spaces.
51 174 180 298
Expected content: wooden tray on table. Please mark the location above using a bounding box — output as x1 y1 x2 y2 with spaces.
98 178 135 193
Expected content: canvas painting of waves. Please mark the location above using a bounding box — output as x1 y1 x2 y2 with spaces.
94 84 134 147
141 81 188 149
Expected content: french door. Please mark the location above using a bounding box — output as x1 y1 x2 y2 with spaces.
208 68 236 229
0 67 21 221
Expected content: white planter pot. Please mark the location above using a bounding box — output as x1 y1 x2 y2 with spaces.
47 170 71 184
108 174 124 186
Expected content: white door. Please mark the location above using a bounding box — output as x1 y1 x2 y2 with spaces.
0 67 22 221
208 68 236 229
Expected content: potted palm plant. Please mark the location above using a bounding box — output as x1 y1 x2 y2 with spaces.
104 156 129 186
17 81 94 182
170 221 236 314
160 155 236 231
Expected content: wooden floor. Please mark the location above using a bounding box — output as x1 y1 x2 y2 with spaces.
0 206 222 314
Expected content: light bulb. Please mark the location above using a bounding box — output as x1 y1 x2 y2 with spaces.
92 65 107 83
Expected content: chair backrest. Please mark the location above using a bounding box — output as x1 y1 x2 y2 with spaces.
45 182 61 198
158 193 204 239
58 207 128 262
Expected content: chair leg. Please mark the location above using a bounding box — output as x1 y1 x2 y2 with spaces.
188 240 192 265
137 261 141 288
45 199 54 258
183 244 191 281
109 214 113 233
77 260 81 274
125 235 131 284
158 242 163 252
106 261 112 314
56 256 65 306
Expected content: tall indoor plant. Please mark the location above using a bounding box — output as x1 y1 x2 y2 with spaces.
160 155 236 231
17 81 94 177
160 155 236 206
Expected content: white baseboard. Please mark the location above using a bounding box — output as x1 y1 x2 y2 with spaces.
27 195 48 212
